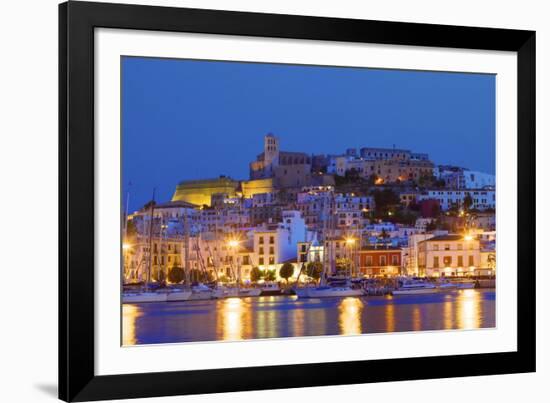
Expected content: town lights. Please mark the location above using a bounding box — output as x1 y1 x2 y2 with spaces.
227 239 240 248
345 237 356 245
122 243 131 250
464 234 474 241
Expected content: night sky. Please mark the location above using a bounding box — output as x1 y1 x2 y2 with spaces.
122 56 495 212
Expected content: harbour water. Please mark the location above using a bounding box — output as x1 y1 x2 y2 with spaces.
123 289 495 345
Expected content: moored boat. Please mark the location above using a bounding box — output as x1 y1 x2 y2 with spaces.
259 282 282 296
189 283 216 300
306 285 365 298
122 291 167 303
237 288 262 297
452 279 476 289
392 279 438 295
436 279 458 290
165 289 193 301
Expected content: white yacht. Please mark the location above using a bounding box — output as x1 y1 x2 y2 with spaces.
436 279 458 290
188 283 216 300
165 289 193 302
122 291 167 303
392 279 438 295
259 282 281 296
237 288 262 297
306 285 365 298
452 279 476 289
212 285 261 298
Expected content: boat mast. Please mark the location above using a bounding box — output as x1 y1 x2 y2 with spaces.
146 188 156 291
183 208 190 285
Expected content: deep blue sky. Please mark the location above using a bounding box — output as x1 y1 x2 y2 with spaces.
122 56 495 212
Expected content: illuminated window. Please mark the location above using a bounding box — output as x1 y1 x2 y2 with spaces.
433 256 439 268
259 257 264 265
269 257 275 265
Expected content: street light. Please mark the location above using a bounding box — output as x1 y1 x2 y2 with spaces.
228 239 239 248
345 237 356 245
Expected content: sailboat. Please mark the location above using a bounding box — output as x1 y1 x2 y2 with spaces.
296 191 365 298
123 191 162 303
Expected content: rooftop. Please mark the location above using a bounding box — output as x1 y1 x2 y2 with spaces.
422 235 468 242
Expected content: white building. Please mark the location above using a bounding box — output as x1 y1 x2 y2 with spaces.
253 210 307 271
418 189 495 211
436 166 495 189
463 170 495 189
417 234 481 277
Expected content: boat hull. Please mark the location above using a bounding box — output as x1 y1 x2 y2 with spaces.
189 290 215 300
293 287 312 298
392 288 438 295
301 287 365 298
237 288 262 297
455 282 476 289
122 292 167 303
165 290 193 301
260 289 282 296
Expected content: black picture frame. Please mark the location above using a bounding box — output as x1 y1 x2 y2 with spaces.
59 1 536 401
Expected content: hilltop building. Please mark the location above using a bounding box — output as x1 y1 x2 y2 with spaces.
172 176 239 207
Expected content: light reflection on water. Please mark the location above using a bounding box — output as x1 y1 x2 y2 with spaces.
122 304 142 345
122 289 495 345
339 297 364 335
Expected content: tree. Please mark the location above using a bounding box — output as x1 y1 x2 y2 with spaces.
430 202 441 218
250 266 263 283
279 263 295 283
264 269 276 282
167 266 184 284
188 269 213 283
372 188 400 215
463 193 473 211
305 262 323 283
418 175 435 188
426 220 437 231
152 268 165 283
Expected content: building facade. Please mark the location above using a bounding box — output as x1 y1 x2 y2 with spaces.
417 234 481 277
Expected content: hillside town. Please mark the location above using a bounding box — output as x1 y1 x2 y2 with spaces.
122 133 496 290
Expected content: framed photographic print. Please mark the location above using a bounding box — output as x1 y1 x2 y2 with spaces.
59 1 536 401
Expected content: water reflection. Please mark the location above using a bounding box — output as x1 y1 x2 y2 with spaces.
338 297 364 335
443 296 453 330
384 299 395 333
457 289 481 329
121 290 495 345
412 306 422 331
217 298 246 341
122 304 141 345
